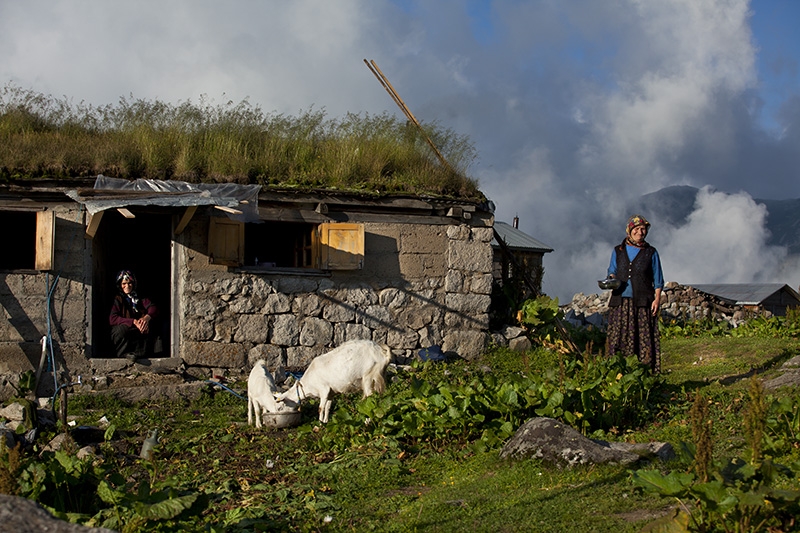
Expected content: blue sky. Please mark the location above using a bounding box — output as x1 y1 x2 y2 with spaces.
750 0 800 133
1 0 798 299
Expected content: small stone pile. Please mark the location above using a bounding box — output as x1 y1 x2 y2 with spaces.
489 325 533 352
562 282 759 328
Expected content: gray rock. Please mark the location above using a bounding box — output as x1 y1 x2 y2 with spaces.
0 494 116 532
502 326 525 340
442 330 488 361
0 400 36 431
0 403 25 421
299 317 334 347
43 432 70 453
602 441 675 462
76 445 98 460
764 370 800 390
490 332 508 347
763 355 800 390
500 417 672 467
508 336 532 352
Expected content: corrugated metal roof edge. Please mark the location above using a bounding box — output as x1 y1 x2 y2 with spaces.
690 283 800 306
492 221 554 253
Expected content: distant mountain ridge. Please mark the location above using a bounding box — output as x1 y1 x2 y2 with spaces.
631 185 800 254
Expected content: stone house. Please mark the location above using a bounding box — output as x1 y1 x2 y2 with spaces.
0 176 494 400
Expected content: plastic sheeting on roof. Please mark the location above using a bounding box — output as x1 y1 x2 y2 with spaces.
65 175 261 222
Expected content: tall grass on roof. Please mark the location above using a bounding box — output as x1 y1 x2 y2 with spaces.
0 84 481 199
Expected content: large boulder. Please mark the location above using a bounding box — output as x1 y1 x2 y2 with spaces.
0 494 115 532
763 355 800 390
500 417 674 467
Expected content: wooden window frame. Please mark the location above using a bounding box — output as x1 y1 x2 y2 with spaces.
216 219 365 271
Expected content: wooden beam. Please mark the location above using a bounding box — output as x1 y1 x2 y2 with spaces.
117 207 136 219
85 210 104 239
214 205 243 215
174 205 197 235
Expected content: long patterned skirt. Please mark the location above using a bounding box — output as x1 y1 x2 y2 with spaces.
605 298 661 373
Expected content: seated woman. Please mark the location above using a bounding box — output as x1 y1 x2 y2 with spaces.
109 269 159 361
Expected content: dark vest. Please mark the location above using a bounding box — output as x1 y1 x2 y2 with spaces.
609 242 656 308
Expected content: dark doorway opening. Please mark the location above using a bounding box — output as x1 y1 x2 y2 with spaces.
92 209 172 358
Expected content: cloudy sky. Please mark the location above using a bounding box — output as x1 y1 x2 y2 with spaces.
2 0 799 301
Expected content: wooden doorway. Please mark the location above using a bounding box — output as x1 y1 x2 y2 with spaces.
91 209 172 358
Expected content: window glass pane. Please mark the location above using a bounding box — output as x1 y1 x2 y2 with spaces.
245 222 315 268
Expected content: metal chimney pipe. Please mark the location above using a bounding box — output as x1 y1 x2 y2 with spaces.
512 216 519 229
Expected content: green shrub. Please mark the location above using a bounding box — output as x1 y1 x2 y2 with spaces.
633 380 800 532
318 350 662 455
1 431 207 532
660 311 800 340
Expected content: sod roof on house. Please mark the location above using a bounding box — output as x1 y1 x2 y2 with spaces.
0 85 484 201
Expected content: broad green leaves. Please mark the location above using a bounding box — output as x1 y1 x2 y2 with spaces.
320 353 661 454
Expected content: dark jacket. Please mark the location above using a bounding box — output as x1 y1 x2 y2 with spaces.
609 242 656 308
109 294 158 327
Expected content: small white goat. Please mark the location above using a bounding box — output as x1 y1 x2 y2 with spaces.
276 339 392 423
247 359 290 428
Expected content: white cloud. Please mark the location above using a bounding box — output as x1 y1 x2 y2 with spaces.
658 187 787 284
1 0 799 302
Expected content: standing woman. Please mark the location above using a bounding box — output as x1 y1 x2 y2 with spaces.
109 269 158 361
605 215 664 372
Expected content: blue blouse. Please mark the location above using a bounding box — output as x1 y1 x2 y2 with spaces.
608 245 664 298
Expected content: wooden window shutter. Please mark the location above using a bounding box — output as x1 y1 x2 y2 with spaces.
35 210 55 271
317 223 364 270
208 217 244 266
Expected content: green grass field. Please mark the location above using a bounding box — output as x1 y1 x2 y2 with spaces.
4 332 799 532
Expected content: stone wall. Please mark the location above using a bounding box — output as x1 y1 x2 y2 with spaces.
0 205 90 398
178 217 493 375
0 205 494 400
563 281 758 327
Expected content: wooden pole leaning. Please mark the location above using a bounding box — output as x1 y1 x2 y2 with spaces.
363 59 457 175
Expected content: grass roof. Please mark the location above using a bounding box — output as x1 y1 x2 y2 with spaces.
0 84 483 201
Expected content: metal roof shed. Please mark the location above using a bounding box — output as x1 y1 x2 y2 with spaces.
691 283 800 316
492 221 554 253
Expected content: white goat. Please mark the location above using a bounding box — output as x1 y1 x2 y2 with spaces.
247 359 290 428
276 339 392 423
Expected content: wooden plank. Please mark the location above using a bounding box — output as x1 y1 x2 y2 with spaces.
0 202 47 210
35 210 55 270
174 205 197 235
257 190 435 210
257 207 330 223
117 207 136 219
214 205 243 215
85 210 104 239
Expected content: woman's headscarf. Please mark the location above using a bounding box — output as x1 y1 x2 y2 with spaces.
625 214 650 247
116 269 140 312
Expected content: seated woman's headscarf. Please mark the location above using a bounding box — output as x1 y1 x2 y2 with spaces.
116 269 140 312
625 214 650 247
